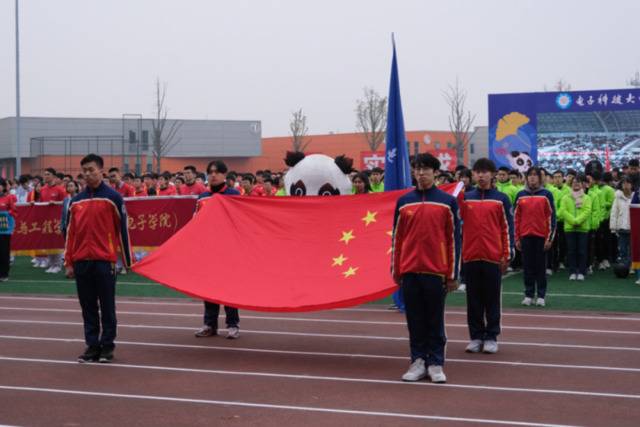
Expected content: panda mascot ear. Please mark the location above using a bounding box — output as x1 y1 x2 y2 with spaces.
510 151 521 157
285 151 306 167
334 155 354 174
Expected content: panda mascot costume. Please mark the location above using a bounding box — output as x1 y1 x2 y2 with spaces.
283 151 353 196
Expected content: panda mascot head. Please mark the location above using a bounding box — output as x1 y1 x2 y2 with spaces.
508 151 533 174
284 151 353 196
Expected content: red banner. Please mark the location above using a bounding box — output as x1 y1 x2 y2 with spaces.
124 197 197 249
10 196 197 253
632 204 640 270
360 149 458 171
12 204 65 254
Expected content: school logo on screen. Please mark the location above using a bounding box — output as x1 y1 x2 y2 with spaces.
555 93 573 110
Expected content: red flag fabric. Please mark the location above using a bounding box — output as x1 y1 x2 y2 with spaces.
134 183 464 312
631 204 640 270
133 191 409 312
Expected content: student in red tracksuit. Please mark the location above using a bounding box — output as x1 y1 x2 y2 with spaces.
392 153 461 384
156 172 177 196
514 167 556 308
65 154 133 363
461 158 514 354
108 167 136 198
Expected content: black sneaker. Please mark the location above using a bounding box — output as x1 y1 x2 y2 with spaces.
77 346 101 363
99 346 114 363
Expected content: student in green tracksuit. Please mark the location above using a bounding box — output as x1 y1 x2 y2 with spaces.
596 172 616 269
561 174 592 281
585 173 602 274
496 167 519 204
369 167 385 192
550 170 571 271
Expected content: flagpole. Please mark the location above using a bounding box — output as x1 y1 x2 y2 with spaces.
15 0 22 178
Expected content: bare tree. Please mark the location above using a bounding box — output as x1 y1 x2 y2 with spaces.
151 78 182 173
628 71 640 87
355 87 387 151
544 78 572 92
289 108 310 152
443 78 476 167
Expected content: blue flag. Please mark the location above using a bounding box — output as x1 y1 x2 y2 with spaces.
385 35 411 312
384 35 412 191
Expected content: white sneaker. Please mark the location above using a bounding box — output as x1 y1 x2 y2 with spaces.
45 266 54 273
536 298 546 307
588 266 594 275
577 274 585 281
457 284 466 292
402 358 427 382
559 263 566 270
569 274 577 281
427 365 447 383
507 267 514 272
546 269 553 276
598 261 606 271
521 297 532 306
483 340 498 354
603 260 611 269
465 339 483 353
635 278 640 286
48 265 62 274
226 326 240 339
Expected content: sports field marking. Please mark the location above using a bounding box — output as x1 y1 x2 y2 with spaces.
1 356 639 401
2 334 640 373
4 279 640 299
2 295 640 322
2 306 639 335
0 385 581 427
1 319 639 352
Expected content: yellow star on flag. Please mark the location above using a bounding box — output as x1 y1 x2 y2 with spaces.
343 266 358 278
339 230 355 245
332 254 348 267
361 211 378 226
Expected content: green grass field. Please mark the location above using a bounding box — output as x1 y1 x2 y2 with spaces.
1 257 639 313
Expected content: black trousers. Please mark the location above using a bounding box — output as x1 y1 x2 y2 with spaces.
401 273 447 366
522 236 548 299
551 223 566 270
0 234 10 278
74 261 117 349
203 302 239 328
566 232 588 275
596 220 616 263
464 261 502 341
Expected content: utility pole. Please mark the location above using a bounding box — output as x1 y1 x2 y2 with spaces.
15 0 21 177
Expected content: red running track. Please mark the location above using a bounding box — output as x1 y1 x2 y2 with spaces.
0 294 639 427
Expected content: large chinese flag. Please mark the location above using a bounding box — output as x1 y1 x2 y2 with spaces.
133 191 408 312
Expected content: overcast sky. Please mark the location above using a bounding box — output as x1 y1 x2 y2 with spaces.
1 0 639 137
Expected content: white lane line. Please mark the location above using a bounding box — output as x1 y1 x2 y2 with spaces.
1 295 639 322
1 319 639 352
0 356 638 402
2 306 639 335
0 385 580 427
4 279 640 299
2 335 639 374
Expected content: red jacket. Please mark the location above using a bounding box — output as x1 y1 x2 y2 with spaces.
461 188 514 264
179 182 207 196
0 193 17 217
40 184 67 202
514 187 556 242
157 185 177 196
113 182 136 198
392 186 461 282
64 182 132 267
134 188 148 197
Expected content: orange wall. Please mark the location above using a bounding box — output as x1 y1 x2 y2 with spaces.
16 130 466 176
